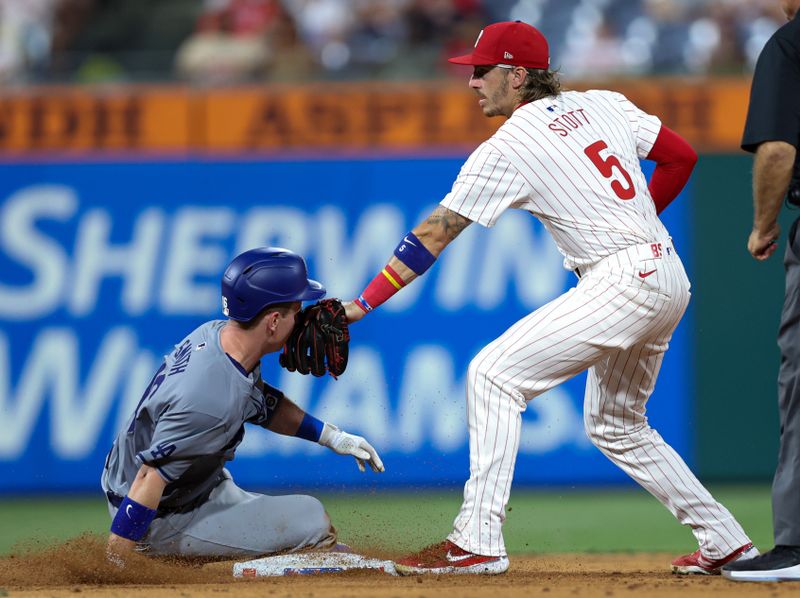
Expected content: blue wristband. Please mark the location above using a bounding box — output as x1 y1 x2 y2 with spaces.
110 496 157 541
393 232 436 275
296 413 324 442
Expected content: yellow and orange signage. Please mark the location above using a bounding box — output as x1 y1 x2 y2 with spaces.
0 79 752 155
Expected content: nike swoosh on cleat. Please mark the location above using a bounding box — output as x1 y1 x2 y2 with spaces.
446 551 474 562
638 269 656 278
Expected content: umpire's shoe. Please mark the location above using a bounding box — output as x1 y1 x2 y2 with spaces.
722 545 800 582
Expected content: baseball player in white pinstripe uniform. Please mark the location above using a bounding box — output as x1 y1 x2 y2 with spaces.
344 21 756 575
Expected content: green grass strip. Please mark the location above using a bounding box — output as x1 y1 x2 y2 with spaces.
0 485 773 556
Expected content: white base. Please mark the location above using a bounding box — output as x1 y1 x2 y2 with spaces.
233 551 398 577
395 556 509 576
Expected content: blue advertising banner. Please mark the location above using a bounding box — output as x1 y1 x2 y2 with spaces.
0 156 692 493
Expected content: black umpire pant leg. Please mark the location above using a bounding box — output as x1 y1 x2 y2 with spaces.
775 216 800 546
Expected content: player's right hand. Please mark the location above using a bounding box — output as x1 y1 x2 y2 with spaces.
344 300 367 324
319 422 384 473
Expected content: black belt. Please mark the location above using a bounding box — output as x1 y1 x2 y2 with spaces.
106 490 205 518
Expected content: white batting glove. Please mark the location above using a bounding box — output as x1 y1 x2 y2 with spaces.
319 423 385 473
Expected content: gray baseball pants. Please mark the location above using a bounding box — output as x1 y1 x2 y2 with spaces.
775 216 800 546
107 469 337 558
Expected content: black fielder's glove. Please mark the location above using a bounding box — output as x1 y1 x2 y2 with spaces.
279 298 350 378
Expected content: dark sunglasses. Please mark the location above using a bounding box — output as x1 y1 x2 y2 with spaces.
471 64 514 79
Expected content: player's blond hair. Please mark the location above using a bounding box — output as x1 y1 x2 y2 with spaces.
519 69 562 103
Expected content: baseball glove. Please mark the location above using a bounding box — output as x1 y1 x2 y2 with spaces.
279 298 350 378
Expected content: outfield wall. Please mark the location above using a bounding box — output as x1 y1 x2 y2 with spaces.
0 155 693 493
691 155 786 481
1 79 779 494
0 79 751 154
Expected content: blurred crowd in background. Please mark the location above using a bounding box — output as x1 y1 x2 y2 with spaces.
0 0 787 86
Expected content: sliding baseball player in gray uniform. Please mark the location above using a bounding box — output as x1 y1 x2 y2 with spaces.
102 247 383 562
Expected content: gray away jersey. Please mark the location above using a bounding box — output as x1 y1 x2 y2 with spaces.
102 320 282 511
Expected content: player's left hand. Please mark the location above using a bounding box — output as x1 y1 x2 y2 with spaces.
319 423 385 473
280 298 350 378
344 300 367 324
106 534 135 569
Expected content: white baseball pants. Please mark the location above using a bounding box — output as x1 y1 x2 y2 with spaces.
448 240 751 558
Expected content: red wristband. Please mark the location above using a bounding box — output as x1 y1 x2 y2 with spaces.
358 265 405 312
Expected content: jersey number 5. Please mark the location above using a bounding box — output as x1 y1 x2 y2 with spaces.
584 140 636 200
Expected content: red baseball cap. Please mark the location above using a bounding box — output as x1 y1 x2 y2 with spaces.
448 21 550 69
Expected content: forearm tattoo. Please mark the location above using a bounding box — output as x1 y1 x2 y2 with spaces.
425 206 472 242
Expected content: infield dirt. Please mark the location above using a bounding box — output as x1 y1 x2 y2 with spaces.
0 535 796 597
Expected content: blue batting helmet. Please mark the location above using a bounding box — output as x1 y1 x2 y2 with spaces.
221 247 326 321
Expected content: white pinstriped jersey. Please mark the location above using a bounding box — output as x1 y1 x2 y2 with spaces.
440 90 670 270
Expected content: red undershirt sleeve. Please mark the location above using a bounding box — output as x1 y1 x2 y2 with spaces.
645 125 698 214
